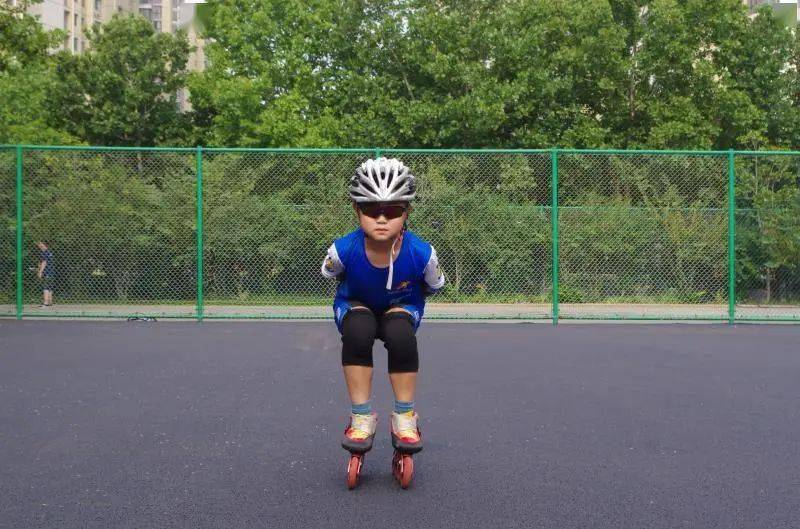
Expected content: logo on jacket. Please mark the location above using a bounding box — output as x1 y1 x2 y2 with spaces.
394 280 411 291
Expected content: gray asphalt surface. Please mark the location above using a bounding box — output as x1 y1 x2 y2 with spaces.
1 321 798 529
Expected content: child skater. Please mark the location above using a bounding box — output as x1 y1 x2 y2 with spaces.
321 157 445 488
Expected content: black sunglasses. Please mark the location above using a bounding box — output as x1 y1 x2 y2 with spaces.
357 203 408 219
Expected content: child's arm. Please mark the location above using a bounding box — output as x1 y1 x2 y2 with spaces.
423 246 445 295
321 243 345 279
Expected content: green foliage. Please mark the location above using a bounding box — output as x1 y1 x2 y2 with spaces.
4 0 800 151
1 1 799 310
736 156 800 303
189 0 799 151
725 5 797 149
0 0 61 73
22 151 196 301
0 64 79 145
1 148 798 309
0 148 15 304
46 15 191 146
0 2 76 144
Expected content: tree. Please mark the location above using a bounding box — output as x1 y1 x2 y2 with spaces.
187 0 346 147
192 0 786 150
191 0 627 148
613 0 760 149
725 6 795 149
736 157 800 303
787 22 800 149
0 0 56 72
46 14 191 146
0 1 75 144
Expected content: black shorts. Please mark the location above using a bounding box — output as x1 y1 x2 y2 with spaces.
42 276 54 291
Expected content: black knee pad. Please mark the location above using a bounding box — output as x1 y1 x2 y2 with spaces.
341 309 377 367
380 312 418 373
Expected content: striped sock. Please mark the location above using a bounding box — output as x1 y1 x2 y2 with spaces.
351 401 372 416
394 400 414 415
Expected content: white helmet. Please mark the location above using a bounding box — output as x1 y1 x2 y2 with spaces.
350 157 416 203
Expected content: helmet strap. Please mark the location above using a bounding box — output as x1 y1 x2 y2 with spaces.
386 229 405 290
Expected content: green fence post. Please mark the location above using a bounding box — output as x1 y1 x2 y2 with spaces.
551 148 559 325
375 148 382 159
15 145 23 320
196 146 204 322
727 149 735 325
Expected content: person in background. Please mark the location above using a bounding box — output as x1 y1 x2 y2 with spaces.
37 241 54 308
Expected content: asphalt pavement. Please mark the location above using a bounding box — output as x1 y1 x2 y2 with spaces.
1 321 798 529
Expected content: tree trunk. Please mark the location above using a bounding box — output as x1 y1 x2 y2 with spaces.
113 268 132 301
765 268 772 304
454 255 462 299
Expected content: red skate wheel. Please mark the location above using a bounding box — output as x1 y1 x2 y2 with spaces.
347 453 363 490
392 451 402 482
399 454 413 489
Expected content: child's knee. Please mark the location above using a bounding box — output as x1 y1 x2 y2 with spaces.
341 309 377 367
380 312 418 373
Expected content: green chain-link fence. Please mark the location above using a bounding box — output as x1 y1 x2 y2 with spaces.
0 147 15 316
735 153 800 321
557 151 729 320
2 145 799 322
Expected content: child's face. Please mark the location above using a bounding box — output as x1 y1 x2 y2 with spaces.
354 202 409 242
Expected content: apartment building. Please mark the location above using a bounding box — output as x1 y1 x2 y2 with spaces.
138 0 207 107
12 0 206 109
745 0 800 24
138 0 178 33
16 0 206 61
177 1 205 72
138 0 205 70
19 0 138 53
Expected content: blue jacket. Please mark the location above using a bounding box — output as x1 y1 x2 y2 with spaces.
321 228 445 325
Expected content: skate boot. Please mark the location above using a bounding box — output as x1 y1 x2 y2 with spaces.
391 411 422 489
390 411 422 453
342 412 377 489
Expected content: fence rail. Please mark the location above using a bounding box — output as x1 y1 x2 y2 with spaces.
1 146 799 322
